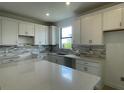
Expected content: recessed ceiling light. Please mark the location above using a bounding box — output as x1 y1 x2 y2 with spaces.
46 13 50 16
66 2 70 6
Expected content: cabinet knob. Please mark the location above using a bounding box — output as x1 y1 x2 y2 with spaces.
25 32 28 34
84 67 88 71
89 40 92 44
84 63 88 65
120 22 122 26
55 60 57 63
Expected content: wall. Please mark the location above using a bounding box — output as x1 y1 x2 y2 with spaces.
104 31 124 89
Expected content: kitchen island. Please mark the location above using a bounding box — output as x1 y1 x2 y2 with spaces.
0 58 100 90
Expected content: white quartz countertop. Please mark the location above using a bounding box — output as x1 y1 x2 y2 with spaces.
0 59 100 90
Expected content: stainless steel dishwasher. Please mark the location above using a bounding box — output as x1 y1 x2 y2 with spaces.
64 57 76 69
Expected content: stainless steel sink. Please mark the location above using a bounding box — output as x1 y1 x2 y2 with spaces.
57 53 67 55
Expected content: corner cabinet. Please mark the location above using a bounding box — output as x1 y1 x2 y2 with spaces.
103 8 123 31
72 17 81 44
2 18 18 45
80 13 103 45
34 24 49 45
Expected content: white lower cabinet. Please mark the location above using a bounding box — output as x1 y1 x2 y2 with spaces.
47 55 58 63
47 54 64 65
57 56 64 65
76 59 103 89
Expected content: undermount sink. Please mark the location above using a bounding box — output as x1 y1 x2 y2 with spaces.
57 53 67 55
65 54 80 58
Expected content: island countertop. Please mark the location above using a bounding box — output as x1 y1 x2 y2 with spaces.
0 58 100 90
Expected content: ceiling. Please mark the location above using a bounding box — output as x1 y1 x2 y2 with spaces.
0 2 114 22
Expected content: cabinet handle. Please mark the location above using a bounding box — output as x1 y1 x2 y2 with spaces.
120 22 122 27
84 63 88 65
84 67 88 71
55 60 57 63
25 32 28 34
89 40 92 44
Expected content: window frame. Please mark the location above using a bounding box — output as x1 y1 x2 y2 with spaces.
59 26 72 49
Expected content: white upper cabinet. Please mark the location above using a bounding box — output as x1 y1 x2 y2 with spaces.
19 21 35 36
2 18 18 45
34 24 49 45
103 8 122 31
19 21 27 36
44 25 49 45
49 26 57 45
0 17 2 45
80 13 103 45
26 22 35 36
34 24 46 45
72 17 81 44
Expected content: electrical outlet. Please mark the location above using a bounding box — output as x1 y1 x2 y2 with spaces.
120 77 124 81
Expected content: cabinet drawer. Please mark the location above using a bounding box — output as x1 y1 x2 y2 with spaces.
76 63 101 76
86 66 101 76
76 64 85 72
76 60 85 65
76 59 101 68
85 61 101 68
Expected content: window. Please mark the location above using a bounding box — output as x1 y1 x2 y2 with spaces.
60 26 72 49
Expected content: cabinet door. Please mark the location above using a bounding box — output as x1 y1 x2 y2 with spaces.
72 18 81 44
34 24 46 45
19 22 27 36
80 16 90 44
57 56 64 65
26 22 35 36
81 13 102 45
49 26 57 45
34 24 41 45
91 14 103 45
47 55 57 63
51 26 57 45
103 8 122 31
0 19 2 45
2 19 18 45
85 66 101 76
44 25 49 45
